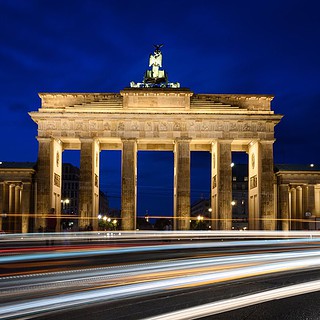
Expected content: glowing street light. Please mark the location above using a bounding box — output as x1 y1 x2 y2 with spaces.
61 199 70 213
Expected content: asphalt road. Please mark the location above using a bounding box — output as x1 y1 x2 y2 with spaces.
34 270 320 320
2 234 320 319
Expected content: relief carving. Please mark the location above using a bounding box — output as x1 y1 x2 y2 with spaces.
250 175 257 189
173 122 181 131
242 123 251 131
61 121 69 130
89 121 97 130
46 122 57 130
75 121 87 130
118 122 125 131
212 175 217 189
257 122 264 130
201 122 209 131
131 121 139 130
104 121 111 130
216 123 224 131
159 122 168 131
146 122 152 131
229 122 238 131
54 173 60 187
188 121 195 130
56 152 60 167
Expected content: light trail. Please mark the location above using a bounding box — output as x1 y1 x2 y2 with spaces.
2 230 320 243
2 233 320 318
2 248 320 296
2 246 320 318
1 236 320 264
143 279 320 320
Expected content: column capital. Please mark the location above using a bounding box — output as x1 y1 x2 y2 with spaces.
174 137 191 143
259 139 276 145
214 139 233 146
279 183 289 187
36 137 52 143
80 138 95 143
36 137 63 144
121 138 137 143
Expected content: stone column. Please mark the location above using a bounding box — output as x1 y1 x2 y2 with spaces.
216 141 232 230
8 184 15 214
288 189 292 229
1 182 9 232
260 141 276 230
248 141 259 230
21 183 31 233
36 138 50 231
308 184 315 215
36 138 62 231
174 138 191 230
8 184 15 232
315 184 320 216
302 185 310 229
79 139 100 230
14 185 21 232
121 138 137 230
296 186 303 230
211 142 218 230
0 183 3 232
290 187 297 230
302 185 309 213
279 184 290 230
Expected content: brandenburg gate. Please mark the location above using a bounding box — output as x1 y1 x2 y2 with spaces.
29 46 282 231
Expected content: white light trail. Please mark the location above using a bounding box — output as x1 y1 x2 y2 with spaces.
144 280 320 320
1 237 320 264
2 250 320 318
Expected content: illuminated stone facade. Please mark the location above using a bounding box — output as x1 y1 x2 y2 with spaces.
0 162 36 233
29 88 282 231
275 164 320 230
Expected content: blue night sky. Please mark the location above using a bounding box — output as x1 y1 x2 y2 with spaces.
1 0 320 217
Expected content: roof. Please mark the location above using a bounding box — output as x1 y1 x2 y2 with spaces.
274 164 320 172
0 162 36 169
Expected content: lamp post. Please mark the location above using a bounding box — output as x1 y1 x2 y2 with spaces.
61 199 70 214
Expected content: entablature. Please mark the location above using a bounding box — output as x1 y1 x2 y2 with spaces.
36 90 276 113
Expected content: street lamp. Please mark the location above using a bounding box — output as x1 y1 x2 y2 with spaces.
61 199 70 213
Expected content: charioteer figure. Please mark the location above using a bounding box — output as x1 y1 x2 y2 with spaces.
130 44 180 88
